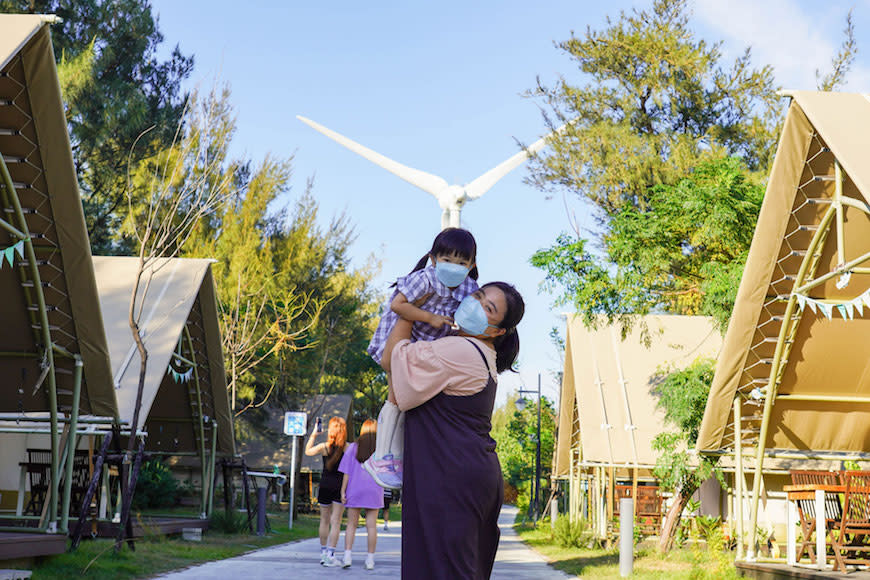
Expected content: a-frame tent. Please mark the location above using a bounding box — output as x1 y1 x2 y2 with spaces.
93 256 233 517
554 314 722 537
0 14 117 541
696 91 870 559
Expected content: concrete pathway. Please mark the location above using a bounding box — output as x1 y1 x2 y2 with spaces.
155 505 573 579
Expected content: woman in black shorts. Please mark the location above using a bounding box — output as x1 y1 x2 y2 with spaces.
305 417 347 566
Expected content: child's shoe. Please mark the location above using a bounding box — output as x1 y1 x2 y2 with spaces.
342 550 352 568
364 554 375 570
363 454 402 489
323 555 342 567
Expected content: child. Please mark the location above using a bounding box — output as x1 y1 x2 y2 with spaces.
365 227 479 488
338 419 383 570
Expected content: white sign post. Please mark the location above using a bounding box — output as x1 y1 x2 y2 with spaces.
283 411 307 530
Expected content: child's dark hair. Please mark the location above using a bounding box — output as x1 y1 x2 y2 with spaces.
482 281 525 374
410 227 479 280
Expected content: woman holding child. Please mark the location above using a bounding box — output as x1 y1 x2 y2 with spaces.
382 281 525 580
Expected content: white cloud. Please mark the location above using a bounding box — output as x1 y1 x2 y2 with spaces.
692 0 863 91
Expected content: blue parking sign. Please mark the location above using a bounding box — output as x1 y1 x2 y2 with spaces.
283 411 307 436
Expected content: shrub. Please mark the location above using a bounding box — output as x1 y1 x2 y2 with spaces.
210 509 250 534
133 459 180 509
552 516 590 548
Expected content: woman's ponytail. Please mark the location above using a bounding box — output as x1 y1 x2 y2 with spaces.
481 282 525 374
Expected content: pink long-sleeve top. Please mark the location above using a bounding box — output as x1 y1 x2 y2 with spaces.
390 336 497 411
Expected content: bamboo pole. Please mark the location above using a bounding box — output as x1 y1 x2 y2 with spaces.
835 160 845 266
734 398 744 560
60 356 83 533
0 154 60 530
184 325 208 517
747 199 836 559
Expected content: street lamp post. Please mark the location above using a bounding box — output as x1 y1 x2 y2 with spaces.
516 373 542 525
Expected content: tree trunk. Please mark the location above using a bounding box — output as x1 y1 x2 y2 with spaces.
658 482 698 552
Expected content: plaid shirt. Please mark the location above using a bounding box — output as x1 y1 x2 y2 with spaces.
367 265 478 364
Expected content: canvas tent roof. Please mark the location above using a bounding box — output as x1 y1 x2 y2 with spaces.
0 15 115 418
554 314 722 477
697 91 870 457
93 256 233 455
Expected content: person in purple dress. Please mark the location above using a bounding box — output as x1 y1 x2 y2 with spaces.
338 419 384 570
382 282 525 580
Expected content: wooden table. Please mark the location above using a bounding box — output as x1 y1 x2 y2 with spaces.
783 484 845 571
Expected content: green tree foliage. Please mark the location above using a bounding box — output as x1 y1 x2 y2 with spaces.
527 0 780 216
532 157 764 333
491 395 557 498
0 0 193 252
651 358 719 551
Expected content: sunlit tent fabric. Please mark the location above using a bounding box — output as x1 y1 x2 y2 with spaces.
0 14 115 417
697 91 870 457
555 314 722 476
93 256 233 455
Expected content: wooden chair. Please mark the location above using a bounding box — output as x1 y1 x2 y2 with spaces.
832 472 870 573
22 448 51 516
789 469 843 563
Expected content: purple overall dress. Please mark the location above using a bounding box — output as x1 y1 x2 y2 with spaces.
401 339 503 579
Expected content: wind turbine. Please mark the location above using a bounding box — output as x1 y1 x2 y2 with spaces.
297 115 569 230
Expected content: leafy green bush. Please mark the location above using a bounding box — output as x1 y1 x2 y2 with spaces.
133 459 179 509
210 509 250 534
552 516 590 548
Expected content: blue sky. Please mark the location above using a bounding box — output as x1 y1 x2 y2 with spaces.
149 0 869 408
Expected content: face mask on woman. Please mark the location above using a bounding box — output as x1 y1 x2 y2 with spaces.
435 261 470 288
454 295 498 336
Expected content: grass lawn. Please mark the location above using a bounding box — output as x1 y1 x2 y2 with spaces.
29 511 320 580
28 503 402 580
515 522 740 579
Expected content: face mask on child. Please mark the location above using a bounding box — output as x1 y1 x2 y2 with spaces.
454 295 498 336
435 261 470 288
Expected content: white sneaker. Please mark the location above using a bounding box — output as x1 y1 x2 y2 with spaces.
364 558 374 570
342 551 352 568
320 552 327 565
383 522 389 531
323 555 342 567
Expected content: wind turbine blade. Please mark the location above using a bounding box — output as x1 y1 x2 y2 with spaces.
464 122 571 200
297 116 449 197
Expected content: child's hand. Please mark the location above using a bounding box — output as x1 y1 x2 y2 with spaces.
427 313 454 329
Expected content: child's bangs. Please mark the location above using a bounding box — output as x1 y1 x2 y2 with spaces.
432 229 476 261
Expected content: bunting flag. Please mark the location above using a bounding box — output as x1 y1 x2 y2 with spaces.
169 366 194 384
819 302 833 320
0 240 24 268
793 288 870 320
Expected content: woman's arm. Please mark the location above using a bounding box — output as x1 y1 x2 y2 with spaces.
340 473 348 505
383 317 413 405
304 430 325 456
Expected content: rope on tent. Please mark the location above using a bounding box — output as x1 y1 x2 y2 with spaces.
589 334 614 466
609 327 639 468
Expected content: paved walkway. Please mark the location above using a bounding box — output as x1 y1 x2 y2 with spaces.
155 505 573 579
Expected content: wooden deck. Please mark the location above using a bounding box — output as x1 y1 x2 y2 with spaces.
737 561 870 579
94 516 209 538
0 531 65 561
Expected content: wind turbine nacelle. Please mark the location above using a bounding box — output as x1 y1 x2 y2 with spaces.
438 185 468 210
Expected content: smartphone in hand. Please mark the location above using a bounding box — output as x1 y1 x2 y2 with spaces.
315 417 323 433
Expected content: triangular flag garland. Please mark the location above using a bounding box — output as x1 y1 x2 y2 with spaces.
168 366 194 384
793 288 870 320
0 240 24 268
